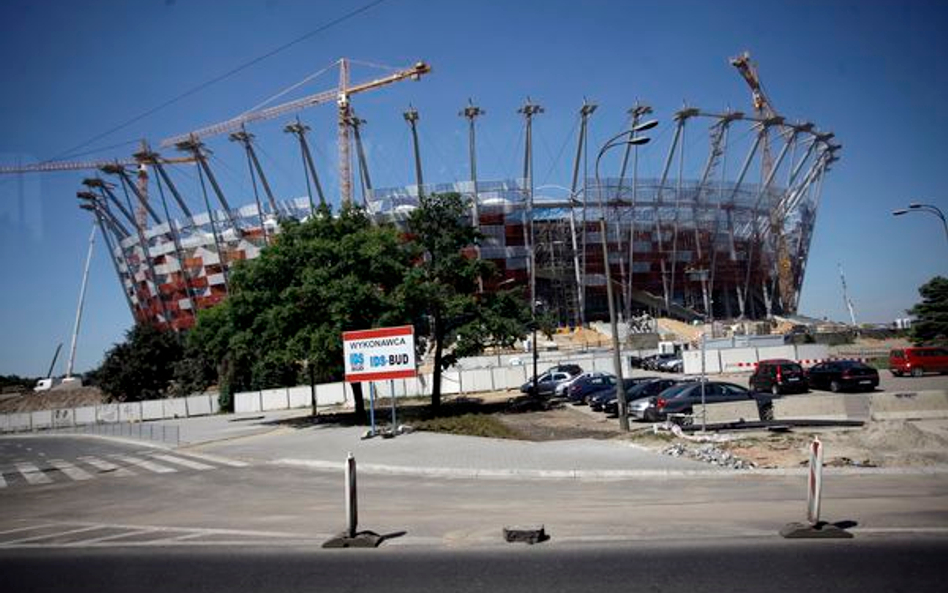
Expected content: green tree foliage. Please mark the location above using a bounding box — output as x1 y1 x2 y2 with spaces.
188 205 415 417
403 192 531 409
173 195 531 416
909 276 948 346
97 324 183 401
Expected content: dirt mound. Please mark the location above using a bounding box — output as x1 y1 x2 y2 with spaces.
0 386 105 414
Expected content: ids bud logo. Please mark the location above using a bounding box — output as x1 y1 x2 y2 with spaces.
349 352 365 371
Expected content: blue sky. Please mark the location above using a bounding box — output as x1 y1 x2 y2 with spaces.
1 0 947 376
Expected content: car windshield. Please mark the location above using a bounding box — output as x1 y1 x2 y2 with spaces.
657 383 692 399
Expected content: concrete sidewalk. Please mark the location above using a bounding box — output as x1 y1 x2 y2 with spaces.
169 409 718 477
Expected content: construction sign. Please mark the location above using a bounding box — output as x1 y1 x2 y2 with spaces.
342 325 417 383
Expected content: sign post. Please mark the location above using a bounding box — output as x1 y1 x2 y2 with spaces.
343 325 417 438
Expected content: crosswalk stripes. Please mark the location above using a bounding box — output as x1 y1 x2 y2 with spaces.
111 455 176 474
150 454 213 471
14 462 52 485
77 456 136 477
0 451 249 489
47 459 94 481
177 451 249 468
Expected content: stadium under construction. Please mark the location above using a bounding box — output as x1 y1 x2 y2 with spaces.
0 55 840 333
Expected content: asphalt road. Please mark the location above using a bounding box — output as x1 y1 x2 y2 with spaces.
2 435 947 547
2 537 946 592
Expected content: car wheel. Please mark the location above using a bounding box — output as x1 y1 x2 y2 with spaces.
891 370 901 377
829 380 841 393
771 384 781 396
911 367 924 378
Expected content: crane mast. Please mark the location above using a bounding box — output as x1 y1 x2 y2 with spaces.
162 58 430 206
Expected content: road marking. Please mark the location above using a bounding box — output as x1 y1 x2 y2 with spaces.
0 472 6 488
175 451 248 467
1 525 103 545
77 456 136 477
47 459 93 481
74 529 160 545
112 455 176 474
14 462 52 485
0 524 58 536
150 454 214 471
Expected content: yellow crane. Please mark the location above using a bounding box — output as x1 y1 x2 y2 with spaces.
730 51 794 313
0 149 196 233
161 58 431 206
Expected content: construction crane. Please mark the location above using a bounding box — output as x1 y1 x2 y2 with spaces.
161 58 431 206
730 51 797 314
0 149 196 233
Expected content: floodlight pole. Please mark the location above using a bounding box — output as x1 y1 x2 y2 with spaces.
893 203 948 251
595 130 652 431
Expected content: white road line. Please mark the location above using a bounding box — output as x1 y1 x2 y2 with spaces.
72 529 159 545
47 459 94 481
1 526 103 545
173 451 248 467
0 524 58 536
112 455 176 474
0 472 6 488
150 454 214 471
14 462 52 485
77 456 136 477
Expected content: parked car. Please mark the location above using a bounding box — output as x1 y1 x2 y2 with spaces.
587 376 659 411
890 347 948 377
635 381 775 423
656 357 684 373
643 353 678 371
564 373 617 404
546 363 583 377
628 355 645 369
806 360 879 392
604 378 678 415
749 359 809 395
520 371 573 397
555 370 598 398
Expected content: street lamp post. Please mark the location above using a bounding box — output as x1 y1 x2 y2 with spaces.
595 126 654 431
893 202 948 250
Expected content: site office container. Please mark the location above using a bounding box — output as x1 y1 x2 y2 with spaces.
889 347 948 377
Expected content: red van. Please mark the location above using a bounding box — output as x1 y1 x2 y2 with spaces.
889 347 948 377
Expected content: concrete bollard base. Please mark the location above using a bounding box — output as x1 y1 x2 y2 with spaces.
503 525 549 545
322 530 383 548
779 521 853 539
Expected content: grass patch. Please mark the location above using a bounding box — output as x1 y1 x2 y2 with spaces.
414 413 523 439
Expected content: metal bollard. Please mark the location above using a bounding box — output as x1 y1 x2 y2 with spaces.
346 452 358 538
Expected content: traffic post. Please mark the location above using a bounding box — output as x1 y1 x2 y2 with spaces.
779 436 853 539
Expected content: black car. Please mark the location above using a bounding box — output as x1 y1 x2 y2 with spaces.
602 378 678 415
565 373 617 404
806 360 879 392
587 377 656 410
749 359 809 395
637 381 775 423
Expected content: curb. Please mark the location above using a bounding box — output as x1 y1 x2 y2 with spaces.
272 458 948 480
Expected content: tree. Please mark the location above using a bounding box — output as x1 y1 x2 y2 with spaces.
403 192 530 409
96 324 183 401
909 276 948 346
189 205 416 419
